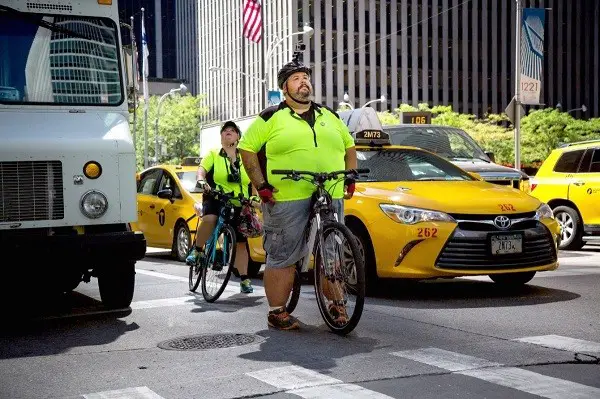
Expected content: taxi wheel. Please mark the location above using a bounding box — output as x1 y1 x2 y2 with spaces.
347 222 378 295
553 206 584 250
489 271 536 286
172 222 191 262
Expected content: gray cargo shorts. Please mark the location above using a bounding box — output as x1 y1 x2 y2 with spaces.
261 198 344 269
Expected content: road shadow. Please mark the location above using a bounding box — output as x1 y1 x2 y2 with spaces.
0 291 139 360
239 327 384 374
367 279 580 309
188 291 264 314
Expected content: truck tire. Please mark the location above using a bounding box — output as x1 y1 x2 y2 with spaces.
98 261 136 309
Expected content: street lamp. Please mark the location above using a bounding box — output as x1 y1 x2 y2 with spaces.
263 23 314 103
556 103 588 115
154 83 187 165
361 95 387 109
338 92 354 109
208 23 313 111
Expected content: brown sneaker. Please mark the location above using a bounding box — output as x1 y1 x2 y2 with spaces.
328 303 348 325
267 307 300 330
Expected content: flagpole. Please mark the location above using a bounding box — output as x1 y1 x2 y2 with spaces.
130 15 137 158
514 0 522 171
141 7 149 169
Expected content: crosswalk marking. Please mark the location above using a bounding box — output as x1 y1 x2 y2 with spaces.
82 386 164 399
136 269 188 282
392 347 600 399
514 335 600 354
246 365 394 398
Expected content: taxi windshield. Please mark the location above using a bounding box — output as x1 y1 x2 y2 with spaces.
0 9 122 105
176 171 198 192
357 148 475 182
385 126 489 162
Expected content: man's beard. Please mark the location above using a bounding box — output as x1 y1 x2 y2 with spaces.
295 85 312 100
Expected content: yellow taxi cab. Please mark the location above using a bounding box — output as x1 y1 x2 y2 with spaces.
529 140 600 250
132 158 203 261
247 108 561 290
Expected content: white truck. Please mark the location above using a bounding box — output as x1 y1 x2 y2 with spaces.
0 0 146 308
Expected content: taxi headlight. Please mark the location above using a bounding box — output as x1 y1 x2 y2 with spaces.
380 204 455 224
535 203 554 220
80 190 108 219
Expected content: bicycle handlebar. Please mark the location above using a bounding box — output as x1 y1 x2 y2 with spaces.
271 168 370 178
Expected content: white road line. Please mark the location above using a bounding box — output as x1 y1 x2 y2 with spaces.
246 365 394 398
135 269 188 282
130 296 193 310
392 347 600 399
513 335 600 354
82 386 165 399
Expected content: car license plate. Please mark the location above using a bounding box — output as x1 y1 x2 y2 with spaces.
490 234 523 255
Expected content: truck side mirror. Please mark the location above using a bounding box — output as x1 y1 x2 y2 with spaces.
485 151 495 162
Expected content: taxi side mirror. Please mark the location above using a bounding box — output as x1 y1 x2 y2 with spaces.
157 189 174 200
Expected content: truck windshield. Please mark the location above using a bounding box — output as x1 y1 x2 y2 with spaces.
0 9 122 105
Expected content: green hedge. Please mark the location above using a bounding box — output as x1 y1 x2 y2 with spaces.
375 104 600 169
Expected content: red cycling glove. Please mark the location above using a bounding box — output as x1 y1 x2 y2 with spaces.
345 178 356 196
257 182 276 203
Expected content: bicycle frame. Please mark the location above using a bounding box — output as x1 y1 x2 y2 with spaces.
299 186 340 274
197 193 237 268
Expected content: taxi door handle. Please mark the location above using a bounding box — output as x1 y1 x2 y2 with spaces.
149 204 155 209
573 181 586 186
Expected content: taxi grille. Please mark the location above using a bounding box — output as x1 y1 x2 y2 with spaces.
0 161 64 222
435 227 557 269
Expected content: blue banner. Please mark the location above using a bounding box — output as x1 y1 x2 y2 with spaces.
267 90 282 106
520 8 545 105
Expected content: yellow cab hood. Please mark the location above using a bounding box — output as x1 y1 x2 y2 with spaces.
357 180 541 214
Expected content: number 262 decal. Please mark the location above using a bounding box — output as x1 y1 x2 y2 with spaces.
498 204 516 212
417 227 438 238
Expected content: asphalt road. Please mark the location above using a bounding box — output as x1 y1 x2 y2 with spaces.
1 243 599 399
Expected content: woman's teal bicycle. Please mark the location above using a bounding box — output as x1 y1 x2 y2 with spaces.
188 187 249 302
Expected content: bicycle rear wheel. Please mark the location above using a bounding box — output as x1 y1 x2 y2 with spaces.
314 220 365 335
201 224 236 302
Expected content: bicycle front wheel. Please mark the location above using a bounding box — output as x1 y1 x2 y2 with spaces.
201 224 236 302
189 260 202 292
314 220 365 335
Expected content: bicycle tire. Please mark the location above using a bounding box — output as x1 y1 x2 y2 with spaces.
189 261 202 292
313 220 365 335
286 265 301 313
201 224 236 302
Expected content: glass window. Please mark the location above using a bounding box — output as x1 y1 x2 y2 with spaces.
356 148 475 182
385 126 488 162
138 170 162 195
176 171 198 193
0 10 122 105
590 149 600 173
553 150 585 173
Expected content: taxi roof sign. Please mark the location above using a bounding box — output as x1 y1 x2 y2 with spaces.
181 156 202 166
338 107 391 146
400 111 432 125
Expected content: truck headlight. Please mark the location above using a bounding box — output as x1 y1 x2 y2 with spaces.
80 190 108 219
535 203 554 220
380 204 455 224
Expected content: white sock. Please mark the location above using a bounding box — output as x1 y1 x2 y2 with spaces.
269 306 284 312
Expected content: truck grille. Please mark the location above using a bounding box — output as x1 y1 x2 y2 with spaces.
0 161 64 222
435 226 557 270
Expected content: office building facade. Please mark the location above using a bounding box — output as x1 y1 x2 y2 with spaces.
200 0 600 120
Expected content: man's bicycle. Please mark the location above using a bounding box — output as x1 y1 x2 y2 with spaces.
188 187 251 302
271 168 370 335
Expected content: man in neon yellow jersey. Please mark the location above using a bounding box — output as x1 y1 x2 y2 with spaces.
239 58 357 330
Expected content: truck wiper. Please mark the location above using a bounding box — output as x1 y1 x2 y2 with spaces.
0 5 92 40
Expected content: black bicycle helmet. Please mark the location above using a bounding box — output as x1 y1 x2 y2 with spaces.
277 59 311 90
220 120 242 137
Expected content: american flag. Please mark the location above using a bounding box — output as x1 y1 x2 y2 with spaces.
242 0 262 43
